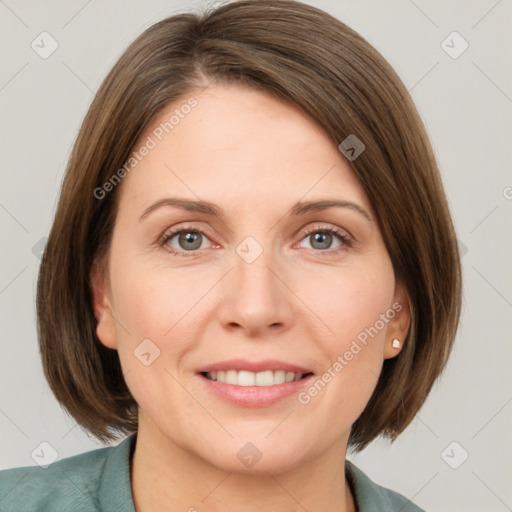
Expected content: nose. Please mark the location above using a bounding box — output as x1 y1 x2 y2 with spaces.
217 243 295 338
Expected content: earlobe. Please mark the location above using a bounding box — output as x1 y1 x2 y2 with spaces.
383 282 411 359
89 260 118 349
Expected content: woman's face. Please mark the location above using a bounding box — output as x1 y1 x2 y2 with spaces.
92 83 410 473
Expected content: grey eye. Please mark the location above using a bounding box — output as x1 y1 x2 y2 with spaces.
299 229 345 252
308 232 333 250
169 231 205 251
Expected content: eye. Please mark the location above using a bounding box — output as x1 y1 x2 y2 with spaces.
296 224 352 254
159 223 352 257
159 225 215 256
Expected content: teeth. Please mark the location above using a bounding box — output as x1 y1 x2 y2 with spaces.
205 369 306 386
255 371 273 386
237 370 255 386
226 369 238 384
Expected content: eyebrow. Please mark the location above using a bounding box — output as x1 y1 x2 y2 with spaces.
139 197 372 222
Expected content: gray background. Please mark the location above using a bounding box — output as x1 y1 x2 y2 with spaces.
1 0 511 510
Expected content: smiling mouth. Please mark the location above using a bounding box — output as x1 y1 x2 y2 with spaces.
201 370 314 386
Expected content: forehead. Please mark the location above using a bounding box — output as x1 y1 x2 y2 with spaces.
117 83 370 217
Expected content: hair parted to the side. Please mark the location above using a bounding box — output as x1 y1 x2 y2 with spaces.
36 0 462 450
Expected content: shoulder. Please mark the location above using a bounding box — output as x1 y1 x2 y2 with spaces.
346 460 426 512
0 435 136 512
0 443 113 512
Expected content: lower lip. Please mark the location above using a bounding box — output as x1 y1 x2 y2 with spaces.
197 373 314 408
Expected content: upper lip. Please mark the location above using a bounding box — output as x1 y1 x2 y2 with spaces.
197 359 313 374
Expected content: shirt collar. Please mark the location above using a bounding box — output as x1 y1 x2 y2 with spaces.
97 432 137 512
95 434 388 512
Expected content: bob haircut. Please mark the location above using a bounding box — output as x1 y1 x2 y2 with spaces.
37 0 462 451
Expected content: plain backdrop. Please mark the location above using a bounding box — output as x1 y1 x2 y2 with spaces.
1 1 511 511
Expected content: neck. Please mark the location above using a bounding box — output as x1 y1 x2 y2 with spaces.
130 415 356 512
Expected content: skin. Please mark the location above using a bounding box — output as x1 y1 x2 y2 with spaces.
91 83 411 512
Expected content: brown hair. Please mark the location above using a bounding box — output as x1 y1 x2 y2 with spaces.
37 0 462 450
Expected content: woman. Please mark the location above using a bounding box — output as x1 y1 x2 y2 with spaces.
0 1 461 510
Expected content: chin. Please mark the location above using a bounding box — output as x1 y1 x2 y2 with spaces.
195 434 314 476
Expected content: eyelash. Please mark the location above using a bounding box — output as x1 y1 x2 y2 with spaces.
158 223 352 257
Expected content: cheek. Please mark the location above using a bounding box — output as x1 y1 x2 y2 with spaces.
110 253 196 339
301 261 395 349
297 262 395 414
107 255 213 387
107 263 198 421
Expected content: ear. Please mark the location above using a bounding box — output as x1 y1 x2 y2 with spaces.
383 280 411 359
89 259 118 349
